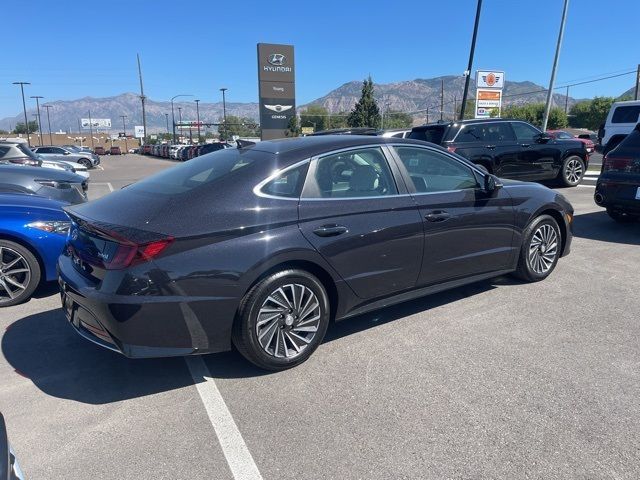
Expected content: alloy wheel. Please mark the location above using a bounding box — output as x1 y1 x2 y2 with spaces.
256 283 321 359
564 158 583 184
528 224 559 274
0 246 31 304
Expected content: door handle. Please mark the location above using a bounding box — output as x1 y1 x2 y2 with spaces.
425 211 451 222
521 143 531 148
485 145 496 150
313 224 348 237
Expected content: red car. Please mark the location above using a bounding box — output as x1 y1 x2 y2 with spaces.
142 144 152 155
110 146 122 155
94 146 106 155
547 130 595 153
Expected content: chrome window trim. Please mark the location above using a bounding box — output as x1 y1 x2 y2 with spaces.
253 158 311 201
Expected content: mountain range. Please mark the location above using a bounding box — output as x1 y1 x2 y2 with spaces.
0 76 632 133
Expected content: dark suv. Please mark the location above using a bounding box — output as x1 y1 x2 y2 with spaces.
409 119 588 186
594 122 640 221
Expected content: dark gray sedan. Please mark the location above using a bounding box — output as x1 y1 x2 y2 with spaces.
0 164 87 204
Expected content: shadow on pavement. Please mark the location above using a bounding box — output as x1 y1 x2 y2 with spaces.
2 276 518 399
573 210 640 245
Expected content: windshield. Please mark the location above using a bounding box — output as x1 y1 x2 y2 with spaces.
127 148 261 195
408 126 446 144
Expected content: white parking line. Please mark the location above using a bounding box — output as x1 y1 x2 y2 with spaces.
106 182 114 192
95 165 104 171
577 184 596 188
185 356 263 480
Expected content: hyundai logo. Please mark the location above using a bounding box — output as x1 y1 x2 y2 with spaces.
265 104 293 113
268 53 286 66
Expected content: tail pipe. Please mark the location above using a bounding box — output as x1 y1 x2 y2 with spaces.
594 192 605 206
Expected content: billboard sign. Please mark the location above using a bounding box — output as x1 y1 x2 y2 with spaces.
134 126 145 138
258 43 295 140
475 70 505 118
81 118 111 129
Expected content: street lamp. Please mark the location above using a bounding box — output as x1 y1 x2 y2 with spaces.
12 82 31 146
164 113 169 134
42 105 53 146
120 115 128 153
194 99 201 142
171 94 193 144
220 87 228 140
30 96 44 145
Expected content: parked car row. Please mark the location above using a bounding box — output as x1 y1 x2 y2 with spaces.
93 146 123 155
143 142 231 161
31 145 99 168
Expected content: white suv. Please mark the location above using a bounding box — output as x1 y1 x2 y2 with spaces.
600 100 640 154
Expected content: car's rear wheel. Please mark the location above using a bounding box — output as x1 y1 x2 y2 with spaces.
232 269 330 370
78 158 92 168
513 215 562 282
606 208 638 223
558 155 585 187
0 240 41 307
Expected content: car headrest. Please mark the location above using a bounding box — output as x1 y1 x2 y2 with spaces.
349 165 379 191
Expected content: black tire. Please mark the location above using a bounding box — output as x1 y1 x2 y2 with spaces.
78 158 92 168
606 208 638 223
557 155 585 187
0 240 41 307
512 215 562 282
232 269 331 371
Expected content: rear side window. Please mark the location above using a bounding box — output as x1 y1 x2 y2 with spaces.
408 126 446 144
0 147 9 158
306 147 398 198
617 127 640 150
612 106 640 124
261 164 308 198
454 122 515 143
129 148 260 195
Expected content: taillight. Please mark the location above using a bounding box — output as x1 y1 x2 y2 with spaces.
447 146 457 153
603 155 633 172
106 238 174 270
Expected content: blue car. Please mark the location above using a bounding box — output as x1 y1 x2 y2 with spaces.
0 193 70 307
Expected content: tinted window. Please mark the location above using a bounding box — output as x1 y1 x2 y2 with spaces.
616 127 640 150
128 148 259 195
308 147 398 198
0 147 9 158
455 122 515 144
261 164 307 198
556 131 573 139
511 122 541 142
612 106 640 124
391 132 405 138
395 146 478 193
37 147 54 153
17 144 40 160
53 148 67 154
408 126 446 144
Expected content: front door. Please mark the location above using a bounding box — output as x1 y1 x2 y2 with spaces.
511 121 557 180
297 146 424 300
389 145 517 287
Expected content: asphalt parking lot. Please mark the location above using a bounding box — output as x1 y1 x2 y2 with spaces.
2 153 639 480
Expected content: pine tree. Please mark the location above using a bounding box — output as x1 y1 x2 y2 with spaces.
347 76 381 128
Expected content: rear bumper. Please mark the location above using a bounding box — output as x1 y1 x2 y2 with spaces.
595 174 640 213
57 254 240 358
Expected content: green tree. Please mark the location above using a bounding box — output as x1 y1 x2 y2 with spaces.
13 121 38 134
455 99 476 120
568 96 615 130
328 112 348 129
501 103 568 129
286 115 300 137
300 105 329 132
0 129 8 135
347 76 381 128
382 111 413 129
219 115 259 140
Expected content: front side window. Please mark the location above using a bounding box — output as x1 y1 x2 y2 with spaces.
511 122 541 142
394 146 478 193
307 147 398 198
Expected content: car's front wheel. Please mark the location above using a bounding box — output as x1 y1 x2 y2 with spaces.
558 155 585 187
513 215 562 282
233 269 330 370
78 158 92 168
0 240 41 307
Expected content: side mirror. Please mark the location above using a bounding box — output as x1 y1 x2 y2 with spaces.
536 132 552 143
63 151 70 155
484 174 502 194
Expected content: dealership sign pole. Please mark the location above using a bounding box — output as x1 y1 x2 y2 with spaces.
475 71 505 118
257 43 296 140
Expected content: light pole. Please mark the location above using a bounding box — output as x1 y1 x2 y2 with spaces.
194 99 201 142
165 113 169 134
171 94 193 144
32 114 41 144
120 115 128 153
220 88 228 140
12 82 31 146
88 110 94 149
30 96 44 145
43 105 53 145
459 0 483 120
542 0 570 131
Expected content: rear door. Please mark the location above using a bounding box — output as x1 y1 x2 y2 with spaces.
389 145 516 286
297 146 424 300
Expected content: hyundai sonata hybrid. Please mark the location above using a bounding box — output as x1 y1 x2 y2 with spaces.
58 136 573 370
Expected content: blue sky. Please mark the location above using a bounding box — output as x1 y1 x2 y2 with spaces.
1 0 638 118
